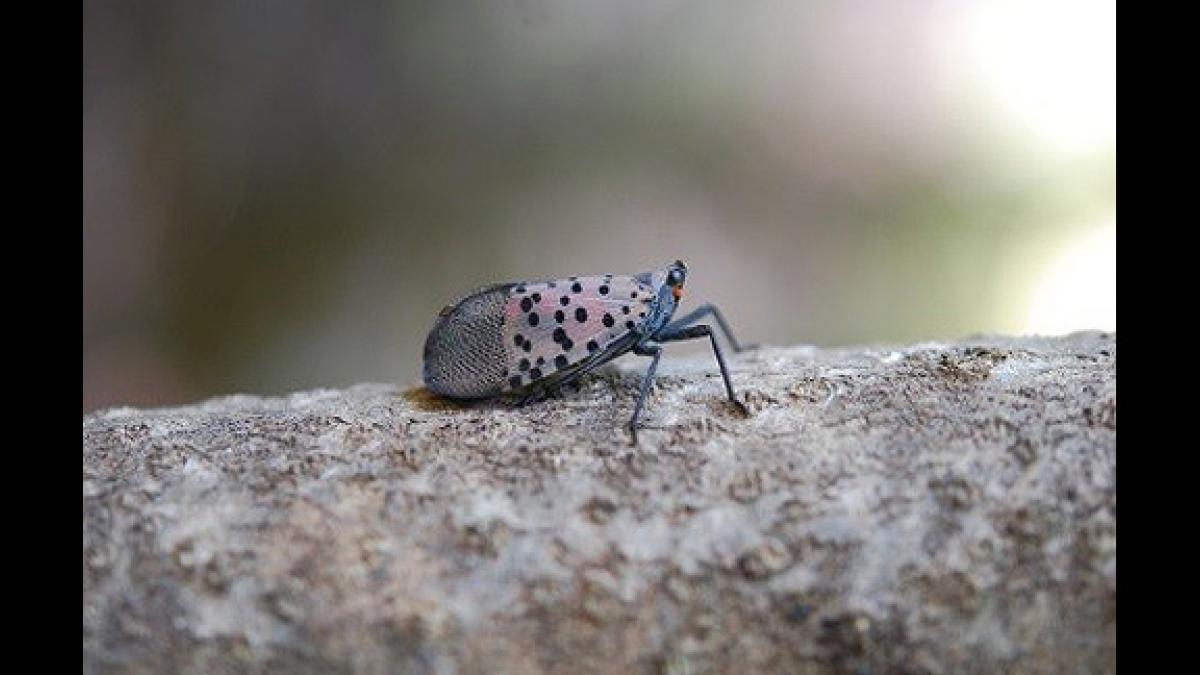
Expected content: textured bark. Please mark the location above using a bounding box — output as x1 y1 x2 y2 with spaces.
83 332 1116 675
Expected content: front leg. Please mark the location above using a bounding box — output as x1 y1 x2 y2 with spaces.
663 303 754 352
653 324 748 414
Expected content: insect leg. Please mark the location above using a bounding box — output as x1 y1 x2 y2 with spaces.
628 343 663 444
516 386 551 407
652 324 747 413
663 303 754 352
516 367 589 406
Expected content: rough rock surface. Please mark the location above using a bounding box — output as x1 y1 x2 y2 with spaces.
83 332 1116 674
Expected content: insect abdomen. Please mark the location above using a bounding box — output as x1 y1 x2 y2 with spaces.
422 285 512 399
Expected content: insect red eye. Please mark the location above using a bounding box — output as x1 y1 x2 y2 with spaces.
672 285 683 299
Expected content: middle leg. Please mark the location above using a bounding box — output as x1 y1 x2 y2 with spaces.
652 324 747 413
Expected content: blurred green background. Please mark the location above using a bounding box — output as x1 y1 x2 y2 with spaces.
83 0 1115 412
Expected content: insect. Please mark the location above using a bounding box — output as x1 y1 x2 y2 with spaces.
422 260 750 442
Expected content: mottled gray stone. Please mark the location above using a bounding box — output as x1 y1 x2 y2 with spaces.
83 332 1116 675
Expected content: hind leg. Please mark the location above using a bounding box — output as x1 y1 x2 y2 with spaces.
627 344 663 444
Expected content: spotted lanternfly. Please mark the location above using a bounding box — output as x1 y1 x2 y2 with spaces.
422 260 751 441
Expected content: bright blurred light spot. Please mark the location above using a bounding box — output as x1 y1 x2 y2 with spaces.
960 0 1115 155
1025 222 1115 335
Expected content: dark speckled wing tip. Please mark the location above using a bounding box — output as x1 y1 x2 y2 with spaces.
422 284 513 399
